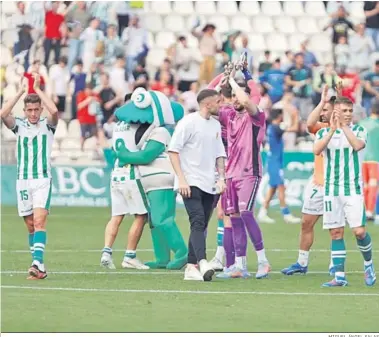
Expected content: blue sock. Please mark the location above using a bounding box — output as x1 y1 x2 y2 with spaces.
33 231 46 264
217 219 224 247
331 239 346 278
357 233 372 263
281 207 290 216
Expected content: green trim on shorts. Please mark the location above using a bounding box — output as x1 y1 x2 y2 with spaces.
141 172 171 178
44 180 52 211
136 179 150 212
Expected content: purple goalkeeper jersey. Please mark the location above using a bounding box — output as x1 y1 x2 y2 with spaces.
219 107 266 178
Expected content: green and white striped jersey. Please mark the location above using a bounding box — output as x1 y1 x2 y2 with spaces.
12 117 56 180
315 124 367 197
112 121 139 168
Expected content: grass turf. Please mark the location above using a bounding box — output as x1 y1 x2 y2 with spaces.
1 206 378 332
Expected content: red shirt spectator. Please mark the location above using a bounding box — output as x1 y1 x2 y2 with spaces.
77 90 99 125
150 82 175 97
339 72 360 103
45 10 64 39
24 72 45 94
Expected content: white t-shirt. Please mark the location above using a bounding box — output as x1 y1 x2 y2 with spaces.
168 112 226 194
49 65 70 96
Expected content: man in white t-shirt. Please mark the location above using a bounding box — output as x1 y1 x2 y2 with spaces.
49 56 70 114
168 89 227 282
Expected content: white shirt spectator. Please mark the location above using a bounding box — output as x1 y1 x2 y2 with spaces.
349 33 375 72
80 27 104 72
168 112 226 194
335 43 350 68
180 91 199 113
109 65 129 97
121 26 147 57
175 45 202 82
49 64 70 96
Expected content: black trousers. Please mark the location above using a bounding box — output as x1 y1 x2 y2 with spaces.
117 15 130 37
182 186 215 264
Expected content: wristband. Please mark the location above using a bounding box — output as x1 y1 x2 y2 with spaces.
242 69 253 81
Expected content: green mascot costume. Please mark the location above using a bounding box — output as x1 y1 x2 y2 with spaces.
114 88 187 270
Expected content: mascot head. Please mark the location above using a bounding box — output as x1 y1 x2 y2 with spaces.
115 88 184 127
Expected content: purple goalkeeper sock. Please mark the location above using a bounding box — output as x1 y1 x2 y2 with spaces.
230 216 247 257
241 211 264 251
223 227 235 267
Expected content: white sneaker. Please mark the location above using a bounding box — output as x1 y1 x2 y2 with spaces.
121 257 150 270
257 211 275 224
184 264 204 281
283 214 301 224
256 261 271 279
209 256 224 271
375 215 379 225
199 259 215 281
100 253 116 270
366 210 373 218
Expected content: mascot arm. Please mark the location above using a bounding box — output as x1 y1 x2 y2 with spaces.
116 140 165 165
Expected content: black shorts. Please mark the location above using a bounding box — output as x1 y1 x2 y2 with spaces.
57 96 66 113
178 80 194 93
80 123 98 139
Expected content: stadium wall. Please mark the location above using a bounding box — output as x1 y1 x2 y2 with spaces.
1 152 315 207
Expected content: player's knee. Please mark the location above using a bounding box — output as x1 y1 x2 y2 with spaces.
230 212 240 218
217 206 224 220
23 215 34 233
134 214 148 227
33 216 46 230
329 228 344 240
352 226 366 240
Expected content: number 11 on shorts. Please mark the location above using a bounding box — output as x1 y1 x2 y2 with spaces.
325 200 332 212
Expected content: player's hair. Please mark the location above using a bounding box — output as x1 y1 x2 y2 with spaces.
24 94 41 106
270 108 283 121
329 95 337 105
334 97 353 106
221 83 232 98
197 89 219 104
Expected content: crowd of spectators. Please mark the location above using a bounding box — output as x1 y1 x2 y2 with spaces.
1 1 379 156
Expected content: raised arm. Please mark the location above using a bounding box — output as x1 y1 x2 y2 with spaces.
314 110 338 156
34 74 58 126
307 85 329 131
0 78 26 129
207 73 224 90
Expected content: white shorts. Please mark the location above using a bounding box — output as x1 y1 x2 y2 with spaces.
111 168 148 217
301 180 324 216
16 178 52 217
323 194 365 230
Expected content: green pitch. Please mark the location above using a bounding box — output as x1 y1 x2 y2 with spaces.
1 206 378 332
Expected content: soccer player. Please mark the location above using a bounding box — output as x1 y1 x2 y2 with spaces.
216 63 271 279
257 107 301 225
101 93 148 270
282 85 335 275
1 75 58 279
169 89 226 282
207 68 234 271
359 100 379 222
314 97 376 287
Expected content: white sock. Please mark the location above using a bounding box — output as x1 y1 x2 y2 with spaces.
364 259 373 267
235 256 247 270
335 271 345 279
215 246 225 262
32 260 45 272
256 249 268 263
259 208 267 216
297 250 309 267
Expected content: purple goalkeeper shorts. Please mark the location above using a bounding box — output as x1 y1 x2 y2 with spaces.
223 176 261 215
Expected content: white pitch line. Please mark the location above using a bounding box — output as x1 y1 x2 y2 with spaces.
0 270 365 275
2 248 379 253
2 285 377 297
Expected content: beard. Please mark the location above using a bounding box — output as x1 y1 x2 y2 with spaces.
234 103 244 111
